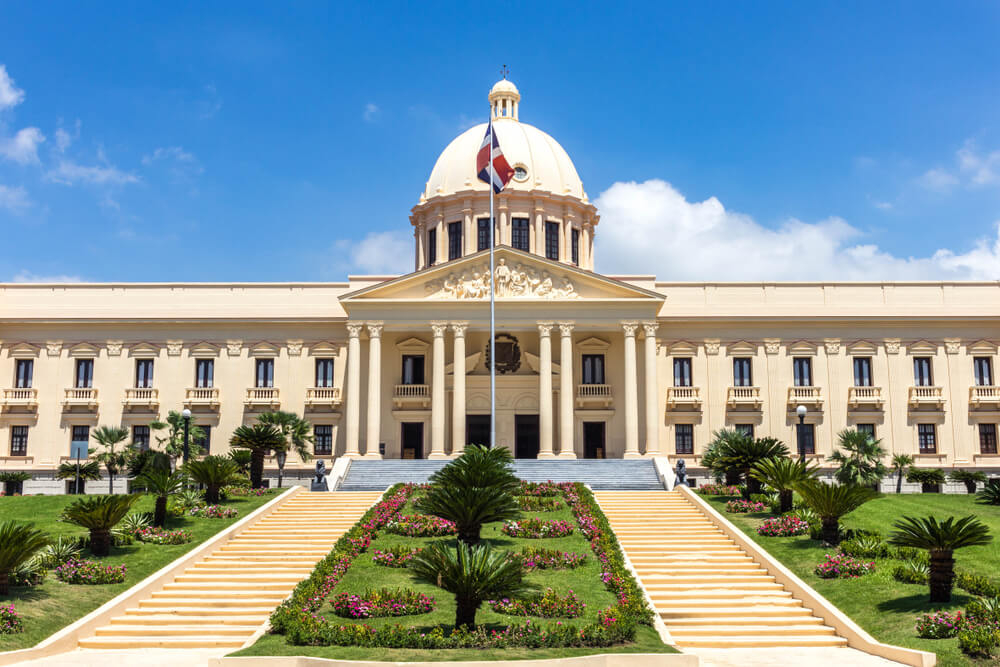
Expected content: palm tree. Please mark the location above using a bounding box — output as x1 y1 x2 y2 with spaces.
227 450 253 476
794 481 877 544
829 429 888 488
56 460 102 494
0 521 49 594
184 455 242 503
750 457 819 513
134 469 187 526
150 411 206 469
61 495 140 556
888 515 993 602
713 432 790 495
409 541 534 630
229 423 285 488
949 469 988 494
92 425 132 494
415 445 522 546
891 454 914 494
258 411 314 463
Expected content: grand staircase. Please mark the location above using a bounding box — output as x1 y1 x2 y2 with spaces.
78 491 383 649
595 489 849 649
339 458 664 491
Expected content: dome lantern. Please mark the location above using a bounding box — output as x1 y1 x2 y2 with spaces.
489 78 520 121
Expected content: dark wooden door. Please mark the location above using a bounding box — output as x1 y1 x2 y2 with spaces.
515 415 540 459
583 422 606 459
466 415 491 448
401 422 424 459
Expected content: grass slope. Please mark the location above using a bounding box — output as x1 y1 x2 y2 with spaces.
0 490 276 651
704 492 1000 667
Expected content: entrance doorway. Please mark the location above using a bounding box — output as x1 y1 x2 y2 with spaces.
515 415 540 459
400 422 424 459
583 422 606 459
466 415 491 447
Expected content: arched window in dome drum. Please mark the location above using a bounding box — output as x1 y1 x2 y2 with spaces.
511 218 530 252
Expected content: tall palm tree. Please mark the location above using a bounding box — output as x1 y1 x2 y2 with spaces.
258 411 314 462
0 521 49 594
150 411 206 469
829 429 888 488
56 460 102 494
888 515 992 602
184 455 242 503
61 495 140 556
891 454 914 494
409 541 534 630
92 425 132 494
134 469 187 526
794 481 877 544
750 457 820 513
229 423 285 488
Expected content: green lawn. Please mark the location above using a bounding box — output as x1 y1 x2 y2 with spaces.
704 492 1000 667
0 490 278 652
236 493 676 661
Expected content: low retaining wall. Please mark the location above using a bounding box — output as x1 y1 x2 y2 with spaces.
211 653 698 667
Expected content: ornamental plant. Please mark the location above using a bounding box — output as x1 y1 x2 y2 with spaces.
372 545 422 568
134 526 192 545
59 494 139 556
757 515 809 537
794 481 877 544
916 610 964 639
513 546 587 570
519 481 562 497
814 553 875 579
183 455 243 503
751 457 819 512
695 483 742 496
893 560 930 585
501 518 574 539
725 499 768 513
489 588 586 618
188 504 238 519
384 514 456 537
0 521 50 595
331 588 435 618
958 623 1000 659
889 515 993 603
0 603 22 635
516 496 563 511
54 557 127 585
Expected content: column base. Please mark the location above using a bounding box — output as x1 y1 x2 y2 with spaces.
537 451 557 459
642 451 660 459
341 452 363 459
557 451 578 459
427 451 450 460
623 451 643 459
362 452 383 460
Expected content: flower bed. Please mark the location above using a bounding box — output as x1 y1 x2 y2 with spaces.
916 610 964 639
501 518 575 539
134 526 193 545
0 603 22 635
54 558 127 585
514 546 587 570
331 588 435 618
519 481 562 497
516 496 563 511
489 588 586 618
222 485 271 497
814 553 875 579
725 499 768 513
372 546 422 568
757 515 809 537
696 484 742 496
384 514 457 537
189 504 238 519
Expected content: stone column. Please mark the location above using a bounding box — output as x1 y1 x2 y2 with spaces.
622 321 641 458
363 322 383 459
344 322 364 457
429 322 449 459
558 322 577 458
642 322 660 457
538 322 555 459
451 322 468 457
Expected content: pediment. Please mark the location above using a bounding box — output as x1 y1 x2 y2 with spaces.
967 339 997 355
249 341 280 357
787 340 817 356
190 342 220 358
309 341 341 357
907 340 938 355
8 342 40 358
726 340 757 356
68 342 101 358
128 342 160 358
846 340 878 355
396 337 430 353
667 340 698 356
578 336 611 352
341 247 664 303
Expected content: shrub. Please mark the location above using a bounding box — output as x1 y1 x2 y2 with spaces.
840 535 891 559
117 512 152 537
757 515 810 537
188 504 238 519
950 469 988 494
915 610 964 639
489 588 586 618
384 514 457 537
795 481 877 545
54 557 127 584
8 557 47 586
978 480 1000 506
750 457 820 513
906 468 946 487
0 521 50 594
893 560 930 584
967 597 1000 623
372 546 422 568
958 624 1000 658
331 588 435 618
501 518 574 539
36 536 82 569
814 553 875 579
134 526 193 545
0 603 22 634
184 455 244 503
516 496 563 511
519 481 562 497
695 483 742 496
513 546 587 570
956 572 1000 598
892 546 929 564
725 499 768 513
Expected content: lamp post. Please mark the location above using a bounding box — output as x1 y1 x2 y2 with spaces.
796 404 807 463
275 450 287 489
181 408 192 465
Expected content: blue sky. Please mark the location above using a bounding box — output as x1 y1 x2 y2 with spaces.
2 2 1000 282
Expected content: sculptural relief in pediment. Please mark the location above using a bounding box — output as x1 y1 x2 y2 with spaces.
424 258 577 300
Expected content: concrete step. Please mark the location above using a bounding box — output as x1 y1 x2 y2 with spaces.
666 615 824 626
659 605 814 618
95 625 257 637
673 636 849 648
111 614 268 625
667 624 836 637
126 606 277 616
79 637 246 649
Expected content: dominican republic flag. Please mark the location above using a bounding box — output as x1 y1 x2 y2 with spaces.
477 120 515 193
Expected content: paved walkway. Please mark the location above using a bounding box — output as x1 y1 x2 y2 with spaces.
11 648 226 666
691 647 906 667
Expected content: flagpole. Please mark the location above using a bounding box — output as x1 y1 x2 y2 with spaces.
489 114 497 452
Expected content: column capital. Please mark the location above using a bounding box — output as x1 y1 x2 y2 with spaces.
431 321 449 337
537 322 554 337
558 321 575 337
641 321 659 337
451 322 469 337
346 322 364 338
366 322 384 338
621 321 639 337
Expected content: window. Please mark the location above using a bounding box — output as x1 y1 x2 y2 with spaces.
800 423 816 455
735 424 754 439
980 424 998 455
512 218 530 251
15 360 33 388
315 359 335 387
733 358 752 386
132 425 150 451
793 357 812 387
196 426 211 455
255 359 274 388
675 424 694 455
10 426 27 457
673 358 692 387
314 425 333 455
195 359 214 388
75 359 94 388
581 354 605 385
71 425 90 453
853 357 873 387
857 423 876 439
427 228 437 265
571 228 580 265
913 357 933 386
448 221 463 260
545 221 559 260
402 355 425 385
135 359 154 388
918 424 937 454
477 218 492 251
974 357 993 386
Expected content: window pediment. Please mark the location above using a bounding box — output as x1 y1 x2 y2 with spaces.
396 337 430 354
190 342 220 358
8 342 40 359
846 340 878 355
726 340 757 356
577 336 610 352
787 340 817 356
968 339 997 355
309 341 341 356
68 342 101 358
667 340 698 356
128 342 160 358
250 341 280 358
907 340 938 355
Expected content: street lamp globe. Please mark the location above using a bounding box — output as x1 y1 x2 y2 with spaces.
182 408 192 420
796 404 807 419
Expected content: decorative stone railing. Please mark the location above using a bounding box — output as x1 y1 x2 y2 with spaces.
123 387 159 409
62 387 98 410
787 386 823 406
726 386 761 407
1 388 38 411
244 387 280 409
305 387 342 409
847 386 883 407
185 387 221 409
393 384 430 408
908 386 944 408
970 385 1000 406
576 383 612 408
666 386 701 408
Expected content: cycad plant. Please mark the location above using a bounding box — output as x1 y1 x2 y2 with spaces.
258 411 314 463
829 429 888 488
229 423 285 489
711 431 789 495
415 445 521 546
227 450 253 476
92 425 132 494
0 521 50 594
750 457 819 513
888 515 993 602
125 448 172 479
184 455 242 503
60 494 140 556
135 469 187 526
56 460 102 493
794 481 877 544
891 454 914 494
409 540 534 630
978 479 1000 506
949 469 987 494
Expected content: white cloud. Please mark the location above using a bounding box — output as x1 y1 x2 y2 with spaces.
47 159 139 186
919 167 959 192
872 200 893 211
10 270 83 283
363 103 380 123
142 146 196 165
0 184 30 211
0 65 25 110
0 127 45 164
55 128 71 152
595 179 1000 281
957 140 1000 186
330 230 412 274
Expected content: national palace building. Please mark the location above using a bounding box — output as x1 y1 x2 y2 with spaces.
2 78 1000 493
